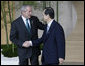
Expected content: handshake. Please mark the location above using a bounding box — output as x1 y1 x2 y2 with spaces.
22 41 32 48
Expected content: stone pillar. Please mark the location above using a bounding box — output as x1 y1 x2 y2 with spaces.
58 1 77 38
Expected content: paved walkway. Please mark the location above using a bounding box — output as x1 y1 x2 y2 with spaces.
1 53 84 65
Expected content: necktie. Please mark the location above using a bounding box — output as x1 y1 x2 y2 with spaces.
47 25 49 33
26 19 31 33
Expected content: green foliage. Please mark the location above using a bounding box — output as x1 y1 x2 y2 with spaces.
1 1 9 45
42 1 46 10
1 44 18 57
23 1 38 10
39 43 43 50
1 43 43 58
23 1 37 6
56 1 58 22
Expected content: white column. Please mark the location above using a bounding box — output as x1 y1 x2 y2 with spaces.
58 1 77 38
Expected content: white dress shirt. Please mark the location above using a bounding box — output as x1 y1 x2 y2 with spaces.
21 15 31 28
47 19 54 32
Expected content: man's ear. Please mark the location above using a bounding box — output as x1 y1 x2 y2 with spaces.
46 14 49 17
47 14 50 19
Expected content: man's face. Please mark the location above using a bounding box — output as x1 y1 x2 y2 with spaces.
43 10 49 22
24 7 32 19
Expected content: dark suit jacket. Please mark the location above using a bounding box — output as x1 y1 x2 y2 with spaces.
10 16 45 59
32 20 65 64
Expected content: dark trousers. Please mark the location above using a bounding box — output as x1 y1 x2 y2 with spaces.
42 63 59 65
19 55 39 65
42 56 59 65
43 63 59 65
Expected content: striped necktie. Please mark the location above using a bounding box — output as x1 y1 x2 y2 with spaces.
26 19 31 33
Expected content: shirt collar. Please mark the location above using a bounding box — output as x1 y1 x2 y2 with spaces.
21 15 27 22
47 19 54 27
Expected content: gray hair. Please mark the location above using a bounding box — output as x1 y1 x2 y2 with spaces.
20 5 31 12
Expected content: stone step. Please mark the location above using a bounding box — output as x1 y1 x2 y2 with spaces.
65 41 84 62
60 62 84 65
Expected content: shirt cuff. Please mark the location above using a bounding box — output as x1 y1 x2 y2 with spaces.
29 41 32 46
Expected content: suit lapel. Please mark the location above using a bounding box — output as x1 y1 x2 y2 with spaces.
48 20 55 34
44 20 56 41
29 18 33 34
19 16 30 33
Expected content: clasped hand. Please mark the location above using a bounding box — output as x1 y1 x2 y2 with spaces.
22 41 32 48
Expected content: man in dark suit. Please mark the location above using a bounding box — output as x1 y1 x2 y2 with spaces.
10 5 45 65
27 7 65 65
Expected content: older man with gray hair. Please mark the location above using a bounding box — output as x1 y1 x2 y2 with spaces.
10 5 45 65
